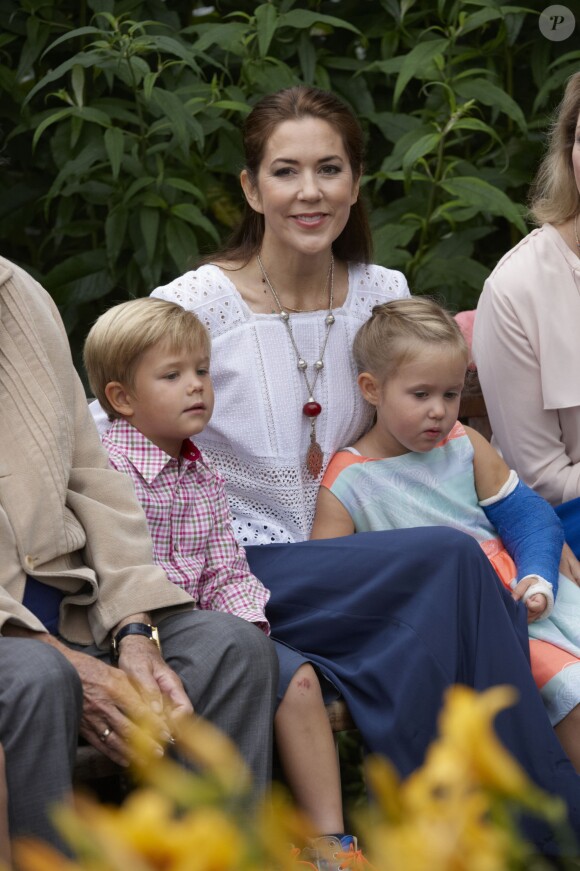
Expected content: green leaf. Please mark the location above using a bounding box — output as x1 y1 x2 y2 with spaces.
152 87 191 153
372 223 415 266
105 208 128 265
378 125 436 173
140 207 160 264
46 141 105 200
448 117 499 137
45 250 109 303
71 106 112 128
17 15 50 80
209 100 252 114
394 38 449 106
361 57 403 77
457 6 503 36
32 108 74 149
166 216 199 273
170 203 220 243
367 111 420 145
190 22 248 53
280 10 360 35
455 79 527 131
40 26 104 58
255 3 279 56
123 177 155 204
143 71 159 102
402 133 441 174
141 192 167 209
165 178 205 201
24 50 109 106
439 177 528 235
298 30 316 84
104 127 124 180
71 65 84 108
140 35 202 74
416 255 490 293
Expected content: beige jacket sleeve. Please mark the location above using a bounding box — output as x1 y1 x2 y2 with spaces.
473 224 580 506
0 257 193 646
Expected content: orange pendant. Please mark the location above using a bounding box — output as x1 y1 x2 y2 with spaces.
306 439 323 478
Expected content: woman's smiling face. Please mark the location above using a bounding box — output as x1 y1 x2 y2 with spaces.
241 116 360 259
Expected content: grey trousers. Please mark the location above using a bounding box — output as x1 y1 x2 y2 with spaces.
1 610 277 848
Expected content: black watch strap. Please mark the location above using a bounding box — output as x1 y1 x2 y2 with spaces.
110 622 161 664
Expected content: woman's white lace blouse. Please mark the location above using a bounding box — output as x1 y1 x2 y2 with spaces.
152 262 410 544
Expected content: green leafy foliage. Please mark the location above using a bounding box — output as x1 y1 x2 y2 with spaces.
1 0 580 360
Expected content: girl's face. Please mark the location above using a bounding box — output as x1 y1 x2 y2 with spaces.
359 344 466 457
241 117 360 260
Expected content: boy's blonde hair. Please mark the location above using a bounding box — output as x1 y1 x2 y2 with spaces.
84 297 210 419
353 297 468 381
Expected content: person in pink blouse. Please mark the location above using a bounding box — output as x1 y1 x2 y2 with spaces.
83 296 365 865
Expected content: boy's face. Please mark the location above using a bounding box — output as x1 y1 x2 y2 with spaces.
123 340 214 457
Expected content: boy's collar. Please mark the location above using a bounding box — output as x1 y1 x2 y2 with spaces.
106 419 202 482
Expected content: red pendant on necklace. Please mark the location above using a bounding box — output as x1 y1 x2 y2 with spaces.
303 400 322 417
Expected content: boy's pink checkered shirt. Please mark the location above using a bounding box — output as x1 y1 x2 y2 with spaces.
102 418 270 633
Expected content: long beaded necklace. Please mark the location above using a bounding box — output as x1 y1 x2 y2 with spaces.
256 253 335 478
575 212 580 251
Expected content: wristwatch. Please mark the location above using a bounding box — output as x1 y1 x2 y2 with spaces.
110 622 161 664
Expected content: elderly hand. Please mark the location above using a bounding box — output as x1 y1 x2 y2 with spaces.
63 645 174 766
117 634 193 726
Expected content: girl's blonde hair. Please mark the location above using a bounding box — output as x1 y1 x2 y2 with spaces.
353 297 468 381
529 71 580 226
84 297 210 419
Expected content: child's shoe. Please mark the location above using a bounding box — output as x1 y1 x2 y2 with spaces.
301 835 371 871
290 845 318 869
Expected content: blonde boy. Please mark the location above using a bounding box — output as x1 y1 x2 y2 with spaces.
84 297 270 630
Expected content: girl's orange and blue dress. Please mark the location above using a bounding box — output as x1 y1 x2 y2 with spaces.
322 421 580 728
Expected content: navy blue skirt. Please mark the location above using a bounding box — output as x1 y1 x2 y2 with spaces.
556 498 580 558
246 527 580 851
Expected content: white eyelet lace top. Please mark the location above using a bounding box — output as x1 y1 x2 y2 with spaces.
148 262 409 544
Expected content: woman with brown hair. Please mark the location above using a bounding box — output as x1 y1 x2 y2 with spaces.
93 85 580 854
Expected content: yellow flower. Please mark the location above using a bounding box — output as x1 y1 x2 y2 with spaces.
12 840 84 871
50 791 251 871
255 784 316 870
12 685 574 871
130 713 251 805
360 685 569 870
434 685 529 795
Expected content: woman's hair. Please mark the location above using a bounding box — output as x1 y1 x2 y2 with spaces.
529 71 580 225
84 297 210 419
353 297 468 381
206 86 372 265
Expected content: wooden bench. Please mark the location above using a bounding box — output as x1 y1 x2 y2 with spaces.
460 367 492 440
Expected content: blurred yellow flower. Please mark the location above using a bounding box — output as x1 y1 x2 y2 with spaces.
12 685 576 871
361 685 569 871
